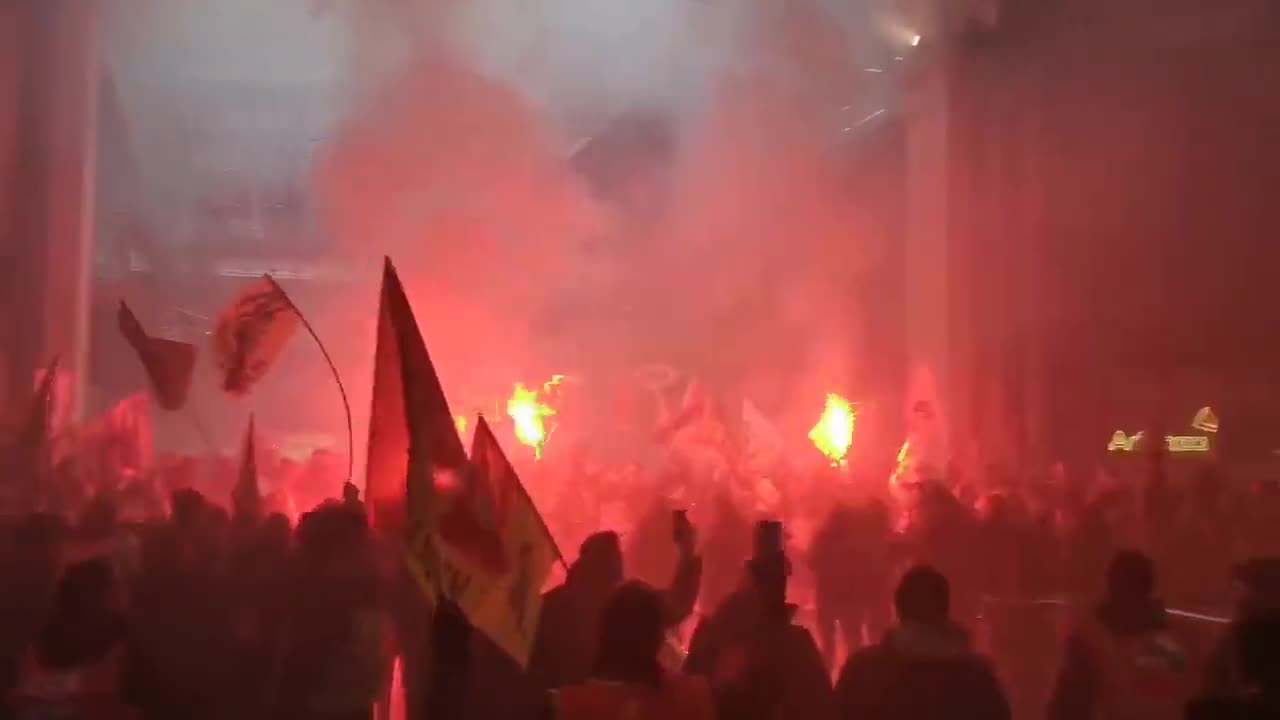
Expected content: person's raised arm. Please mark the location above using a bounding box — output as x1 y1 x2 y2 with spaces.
661 511 703 627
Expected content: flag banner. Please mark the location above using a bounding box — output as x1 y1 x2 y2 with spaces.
365 258 468 534
79 394 153 490
211 277 300 395
368 259 561 656
367 258 482 622
461 416 561 667
233 415 262 520
365 270 411 532
118 301 196 411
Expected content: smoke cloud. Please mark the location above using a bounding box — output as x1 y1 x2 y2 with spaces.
312 0 887 463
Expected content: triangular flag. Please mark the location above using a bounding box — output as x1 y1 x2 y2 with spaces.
436 424 512 577
367 257 486 618
459 416 562 667
365 258 469 534
118 301 196 411
211 277 300 395
233 415 262 522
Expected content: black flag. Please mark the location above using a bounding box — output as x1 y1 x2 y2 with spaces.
118 301 196 410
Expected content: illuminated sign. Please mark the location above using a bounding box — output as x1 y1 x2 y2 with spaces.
1108 431 1210 454
1108 430 1143 452
1108 406 1218 454
1191 406 1219 434
1166 435 1209 453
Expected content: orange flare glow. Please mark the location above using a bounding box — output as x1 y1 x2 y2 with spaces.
809 393 856 467
455 415 468 438
507 378 563 459
890 440 912 486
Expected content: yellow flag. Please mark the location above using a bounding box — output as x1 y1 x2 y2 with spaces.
462 416 561 666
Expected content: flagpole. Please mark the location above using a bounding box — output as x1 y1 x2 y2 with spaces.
266 276 355 483
185 398 221 456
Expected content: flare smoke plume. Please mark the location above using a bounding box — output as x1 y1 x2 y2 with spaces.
316 0 884 457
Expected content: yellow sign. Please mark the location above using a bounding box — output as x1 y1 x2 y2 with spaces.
1108 430 1143 452
1108 406 1218 454
1166 435 1209 453
1191 406 1219 433
1107 431 1210 454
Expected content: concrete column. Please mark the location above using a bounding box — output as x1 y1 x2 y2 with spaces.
0 0 101 420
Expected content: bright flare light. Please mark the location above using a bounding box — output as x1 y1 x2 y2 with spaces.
454 415 468 438
809 394 856 467
890 439 912 486
506 377 565 459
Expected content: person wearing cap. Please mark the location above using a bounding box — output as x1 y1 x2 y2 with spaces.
1047 549 1191 720
835 564 1009 720
684 520 833 720
1203 556 1280 696
552 582 715 720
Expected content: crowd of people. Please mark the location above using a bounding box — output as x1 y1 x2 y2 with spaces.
2 437 1279 720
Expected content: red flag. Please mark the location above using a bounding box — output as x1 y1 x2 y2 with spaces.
233 415 262 521
211 277 300 395
80 394 153 488
365 257 468 534
118 301 196 411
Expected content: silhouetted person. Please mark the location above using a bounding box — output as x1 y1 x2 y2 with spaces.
1187 610 1280 720
910 483 981 629
127 491 234 720
685 521 832 720
0 513 68 697
275 503 392 720
530 529 701 691
552 582 715 720
834 564 1010 720
1048 550 1190 720
700 492 751 616
9 557 135 719
1204 557 1280 696
224 513 292 719
811 502 893 669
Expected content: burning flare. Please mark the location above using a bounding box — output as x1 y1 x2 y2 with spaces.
455 415 468 439
809 393 856 467
890 439 912 486
506 377 565 459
